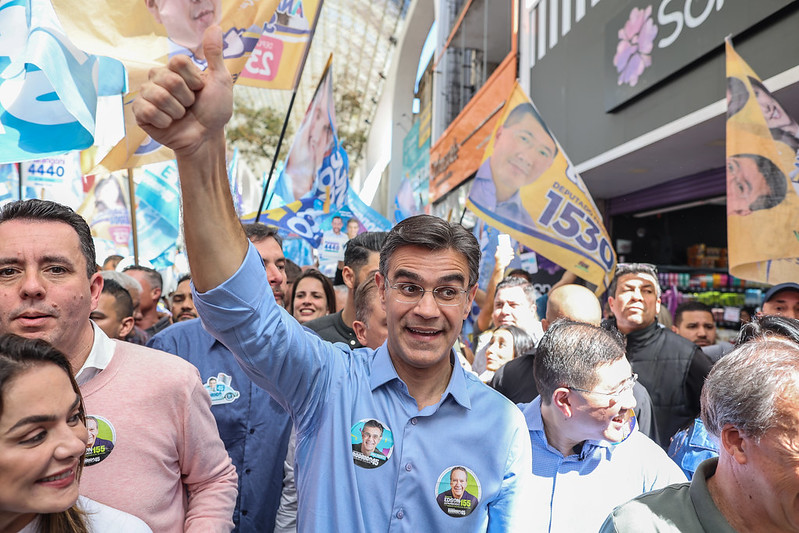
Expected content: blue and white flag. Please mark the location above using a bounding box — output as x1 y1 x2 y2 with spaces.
0 0 100 163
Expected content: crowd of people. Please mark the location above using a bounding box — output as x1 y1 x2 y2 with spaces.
2 26 799 533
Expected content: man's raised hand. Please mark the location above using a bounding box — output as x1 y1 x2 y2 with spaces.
133 25 233 157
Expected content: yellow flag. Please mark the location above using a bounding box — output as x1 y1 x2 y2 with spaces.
726 39 799 283
466 82 615 293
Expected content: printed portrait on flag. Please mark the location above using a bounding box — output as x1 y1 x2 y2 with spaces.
467 82 615 293
283 59 337 201
50 0 279 171
726 39 799 284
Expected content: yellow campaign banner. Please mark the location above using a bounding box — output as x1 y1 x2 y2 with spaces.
466 82 615 293
725 39 799 284
51 0 279 172
238 0 323 90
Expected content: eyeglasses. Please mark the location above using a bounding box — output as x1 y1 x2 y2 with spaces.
387 282 469 306
569 373 638 399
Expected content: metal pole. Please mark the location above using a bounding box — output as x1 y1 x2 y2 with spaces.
127 169 139 265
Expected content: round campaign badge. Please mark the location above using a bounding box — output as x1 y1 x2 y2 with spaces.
435 466 481 518
84 415 116 467
350 418 394 469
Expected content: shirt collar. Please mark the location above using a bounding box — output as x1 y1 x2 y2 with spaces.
523 396 638 453
369 344 471 410
76 322 116 385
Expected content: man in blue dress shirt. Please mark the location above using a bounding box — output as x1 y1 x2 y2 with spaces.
133 26 533 533
520 320 685 532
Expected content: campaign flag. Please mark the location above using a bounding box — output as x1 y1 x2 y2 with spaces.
239 0 323 90
0 0 101 163
20 152 84 209
725 39 799 284
50 0 280 172
77 173 132 263
135 160 181 269
0 164 19 206
466 82 615 293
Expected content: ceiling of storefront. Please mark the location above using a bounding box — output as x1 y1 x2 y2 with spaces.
235 0 412 173
579 82 799 201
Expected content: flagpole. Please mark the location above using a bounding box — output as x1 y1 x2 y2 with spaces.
255 0 326 223
256 90 297 222
127 168 139 266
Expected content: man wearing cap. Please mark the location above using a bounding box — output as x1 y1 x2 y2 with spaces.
761 282 799 319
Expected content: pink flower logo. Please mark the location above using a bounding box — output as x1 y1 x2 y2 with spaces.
613 6 658 87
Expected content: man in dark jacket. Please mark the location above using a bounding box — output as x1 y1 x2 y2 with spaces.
605 263 713 448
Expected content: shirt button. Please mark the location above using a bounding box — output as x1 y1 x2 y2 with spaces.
405 463 412 471
350 339 356 345
245 468 251 474
249 428 255 434
396 510 404 519
242 510 248 516
411 418 417 425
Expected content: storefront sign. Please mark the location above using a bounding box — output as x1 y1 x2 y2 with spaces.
604 0 792 111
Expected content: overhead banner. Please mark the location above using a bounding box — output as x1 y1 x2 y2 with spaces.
725 39 799 284
50 0 280 172
466 82 615 293
238 0 323 90
0 0 100 163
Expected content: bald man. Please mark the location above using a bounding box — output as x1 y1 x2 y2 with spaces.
491 284 658 441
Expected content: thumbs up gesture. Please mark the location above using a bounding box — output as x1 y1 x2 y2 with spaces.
133 25 233 157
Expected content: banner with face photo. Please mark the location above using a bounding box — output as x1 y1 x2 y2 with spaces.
238 0 323 90
50 0 279 172
725 39 799 284
466 82 615 294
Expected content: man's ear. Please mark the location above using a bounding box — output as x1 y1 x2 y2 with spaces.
552 388 573 418
670 325 679 334
719 424 749 465
376 272 386 306
342 266 356 290
118 317 135 340
353 320 368 346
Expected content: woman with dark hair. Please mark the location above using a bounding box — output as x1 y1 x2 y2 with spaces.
290 269 336 324
0 335 151 533
480 325 535 382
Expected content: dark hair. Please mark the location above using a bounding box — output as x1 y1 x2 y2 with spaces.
450 466 468 479
380 215 480 287
0 334 89 532
102 255 124 269
493 325 535 357
495 276 538 305
291 269 336 316
502 103 559 158
354 277 380 324
608 263 660 298
284 259 302 285
726 77 749 118
344 231 387 272
0 199 96 279
506 268 534 283
702 339 799 441
533 319 627 405
101 278 134 320
737 314 799 346
673 301 713 327
122 265 163 292
363 419 383 433
730 154 787 211
244 222 282 247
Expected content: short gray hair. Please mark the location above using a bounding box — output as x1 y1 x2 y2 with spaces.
101 270 142 295
701 339 799 442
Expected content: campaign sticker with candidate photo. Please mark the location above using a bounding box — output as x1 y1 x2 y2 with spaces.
435 465 481 517
350 418 394 469
84 415 116 467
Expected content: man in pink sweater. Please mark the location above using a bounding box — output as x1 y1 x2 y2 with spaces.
0 199 238 532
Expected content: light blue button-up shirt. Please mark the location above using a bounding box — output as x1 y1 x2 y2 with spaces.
520 396 686 532
195 243 534 533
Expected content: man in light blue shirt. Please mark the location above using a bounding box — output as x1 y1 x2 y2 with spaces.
132 26 533 533
520 320 686 532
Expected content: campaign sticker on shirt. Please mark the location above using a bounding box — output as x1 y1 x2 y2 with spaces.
350 418 394 469
204 373 240 405
435 466 481 518
84 415 115 467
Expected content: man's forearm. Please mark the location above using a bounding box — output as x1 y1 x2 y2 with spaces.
177 130 248 293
